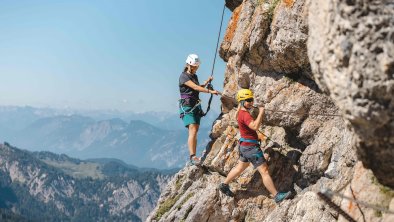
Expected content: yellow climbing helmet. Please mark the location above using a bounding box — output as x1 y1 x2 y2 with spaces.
236 89 254 102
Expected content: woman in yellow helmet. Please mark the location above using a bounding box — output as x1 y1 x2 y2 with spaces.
219 89 292 203
179 54 219 165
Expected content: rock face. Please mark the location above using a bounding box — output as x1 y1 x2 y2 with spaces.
225 0 243 11
148 0 393 221
308 0 394 188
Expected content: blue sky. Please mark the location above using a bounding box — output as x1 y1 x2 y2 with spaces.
0 0 230 113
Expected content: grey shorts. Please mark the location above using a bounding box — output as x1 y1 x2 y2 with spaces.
239 145 266 168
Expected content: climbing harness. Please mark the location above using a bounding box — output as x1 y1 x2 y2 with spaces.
239 138 262 154
179 98 203 118
239 138 260 145
179 93 204 118
180 4 226 118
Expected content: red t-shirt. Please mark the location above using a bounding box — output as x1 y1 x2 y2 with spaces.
237 110 258 146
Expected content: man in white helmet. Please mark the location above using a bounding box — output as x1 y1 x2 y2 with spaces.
179 54 219 165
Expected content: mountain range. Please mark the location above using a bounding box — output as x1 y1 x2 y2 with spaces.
0 106 217 169
0 143 176 221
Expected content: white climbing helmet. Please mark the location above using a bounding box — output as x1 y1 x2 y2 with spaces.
186 54 201 66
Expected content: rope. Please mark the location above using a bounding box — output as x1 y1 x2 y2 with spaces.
210 4 226 78
219 90 342 117
264 108 342 117
317 191 357 222
320 188 394 214
217 97 343 118
202 84 214 117
202 3 226 117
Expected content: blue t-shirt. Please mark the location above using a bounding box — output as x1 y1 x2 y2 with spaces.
179 72 200 100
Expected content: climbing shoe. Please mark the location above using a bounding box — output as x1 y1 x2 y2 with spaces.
219 183 234 197
274 191 292 203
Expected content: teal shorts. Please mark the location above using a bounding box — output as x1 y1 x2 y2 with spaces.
180 106 201 128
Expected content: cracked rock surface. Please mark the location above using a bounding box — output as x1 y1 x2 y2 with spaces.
148 0 393 221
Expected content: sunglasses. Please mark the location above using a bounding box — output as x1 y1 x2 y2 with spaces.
245 98 254 102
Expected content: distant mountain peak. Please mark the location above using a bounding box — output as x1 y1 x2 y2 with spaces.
0 142 176 221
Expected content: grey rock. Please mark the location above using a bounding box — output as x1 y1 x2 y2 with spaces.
308 0 394 187
149 0 393 221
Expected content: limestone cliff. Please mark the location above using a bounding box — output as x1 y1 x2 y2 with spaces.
0 143 174 221
148 0 394 221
